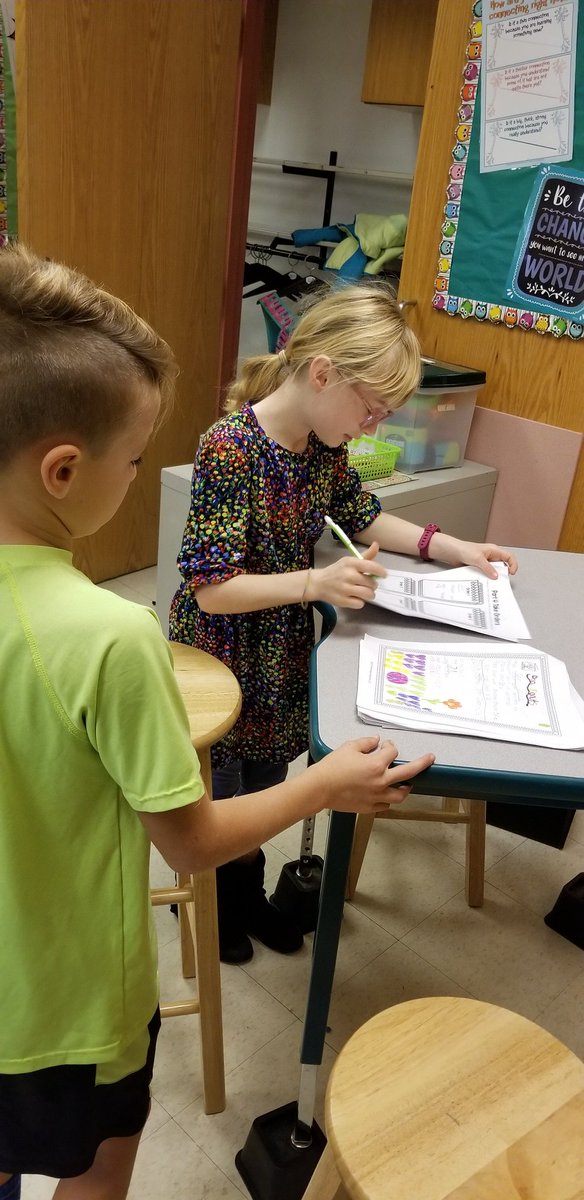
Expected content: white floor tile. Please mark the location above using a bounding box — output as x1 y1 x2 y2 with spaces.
536 968 584 1058
348 818 467 939
403 881 584 1021
242 902 395 1018
151 940 297 1118
119 565 157 596
568 808 584 845
100 566 156 607
174 1022 336 1196
22 1177 53 1199
326 939 471 1053
128 1117 243 1199
97 578 146 604
149 845 176 889
485 832 584 917
399 795 526 870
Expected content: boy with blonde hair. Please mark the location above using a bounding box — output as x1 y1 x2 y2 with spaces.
0 244 433 1199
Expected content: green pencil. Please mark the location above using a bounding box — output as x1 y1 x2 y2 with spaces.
324 514 365 559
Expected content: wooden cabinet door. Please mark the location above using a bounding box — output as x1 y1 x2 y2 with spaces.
398 0 583 552
362 0 438 106
17 0 263 581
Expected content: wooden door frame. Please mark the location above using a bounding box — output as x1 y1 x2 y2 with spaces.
217 0 267 408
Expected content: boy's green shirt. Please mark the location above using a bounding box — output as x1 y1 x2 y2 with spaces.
0 545 204 1073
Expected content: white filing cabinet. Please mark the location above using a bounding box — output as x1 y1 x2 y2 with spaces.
156 460 498 636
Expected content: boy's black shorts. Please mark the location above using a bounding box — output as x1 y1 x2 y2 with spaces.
0 1009 160 1178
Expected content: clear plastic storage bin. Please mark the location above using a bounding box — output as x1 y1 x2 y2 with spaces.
378 358 486 472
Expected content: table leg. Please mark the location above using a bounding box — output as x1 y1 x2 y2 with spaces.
297 810 356 1132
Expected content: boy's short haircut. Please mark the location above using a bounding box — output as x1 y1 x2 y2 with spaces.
0 242 177 466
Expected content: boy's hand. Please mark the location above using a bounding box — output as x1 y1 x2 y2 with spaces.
309 542 386 608
312 737 435 813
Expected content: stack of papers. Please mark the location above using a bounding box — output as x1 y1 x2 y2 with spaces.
370 562 530 641
357 636 584 750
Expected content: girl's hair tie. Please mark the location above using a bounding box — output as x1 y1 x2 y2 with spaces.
277 348 288 369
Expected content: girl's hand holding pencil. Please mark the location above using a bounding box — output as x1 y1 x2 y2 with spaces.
305 515 386 608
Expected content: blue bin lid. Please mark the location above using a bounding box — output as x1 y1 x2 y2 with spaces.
420 358 486 389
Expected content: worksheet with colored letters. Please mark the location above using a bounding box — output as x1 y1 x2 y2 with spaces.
357 636 584 750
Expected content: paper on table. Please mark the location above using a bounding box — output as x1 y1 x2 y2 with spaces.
371 562 530 641
357 635 584 750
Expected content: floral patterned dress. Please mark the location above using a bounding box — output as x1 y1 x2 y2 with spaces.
169 403 380 766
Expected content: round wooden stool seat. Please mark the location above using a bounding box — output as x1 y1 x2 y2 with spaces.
318 996 584 1200
170 642 242 753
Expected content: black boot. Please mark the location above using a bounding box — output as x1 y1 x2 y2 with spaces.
245 850 304 954
215 861 254 964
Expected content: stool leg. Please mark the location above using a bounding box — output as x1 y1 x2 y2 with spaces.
192 867 225 1113
346 813 374 900
195 746 225 1113
300 1146 346 1200
442 796 460 814
177 871 196 979
464 798 486 908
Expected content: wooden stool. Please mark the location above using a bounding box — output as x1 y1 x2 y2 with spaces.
347 797 486 907
301 996 584 1200
150 643 241 1114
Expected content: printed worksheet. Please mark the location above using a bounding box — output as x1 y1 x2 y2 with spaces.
370 563 530 641
357 636 584 749
481 0 578 173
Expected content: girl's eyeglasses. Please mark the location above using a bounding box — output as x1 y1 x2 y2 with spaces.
353 384 393 431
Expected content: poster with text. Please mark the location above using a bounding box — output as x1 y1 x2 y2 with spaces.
433 0 584 337
507 165 584 313
481 2 577 172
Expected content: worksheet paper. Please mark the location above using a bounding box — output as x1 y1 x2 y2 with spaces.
357 636 584 750
370 563 530 641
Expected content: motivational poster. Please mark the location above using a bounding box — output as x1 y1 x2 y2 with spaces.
508 165 584 313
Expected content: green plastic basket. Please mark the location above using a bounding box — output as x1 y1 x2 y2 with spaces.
347 434 401 481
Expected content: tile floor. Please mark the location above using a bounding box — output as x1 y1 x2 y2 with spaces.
24 565 584 1198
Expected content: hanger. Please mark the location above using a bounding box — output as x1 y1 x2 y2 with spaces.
243 259 288 299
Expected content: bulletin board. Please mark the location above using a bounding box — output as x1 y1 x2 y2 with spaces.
434 0 584 338
0 0 16 245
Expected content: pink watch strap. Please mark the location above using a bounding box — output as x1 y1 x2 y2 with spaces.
417 523 441 561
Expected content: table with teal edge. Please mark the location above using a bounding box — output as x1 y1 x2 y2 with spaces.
236 544 584 1200
298 542 584 1141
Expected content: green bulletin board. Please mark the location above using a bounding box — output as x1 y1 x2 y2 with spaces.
434 0 584 338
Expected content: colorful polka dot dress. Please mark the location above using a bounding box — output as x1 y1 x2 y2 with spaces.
169 403 380 767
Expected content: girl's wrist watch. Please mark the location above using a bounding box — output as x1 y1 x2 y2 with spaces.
417 523 441 561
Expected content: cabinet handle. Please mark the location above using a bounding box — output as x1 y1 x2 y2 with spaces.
398 299 417 312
